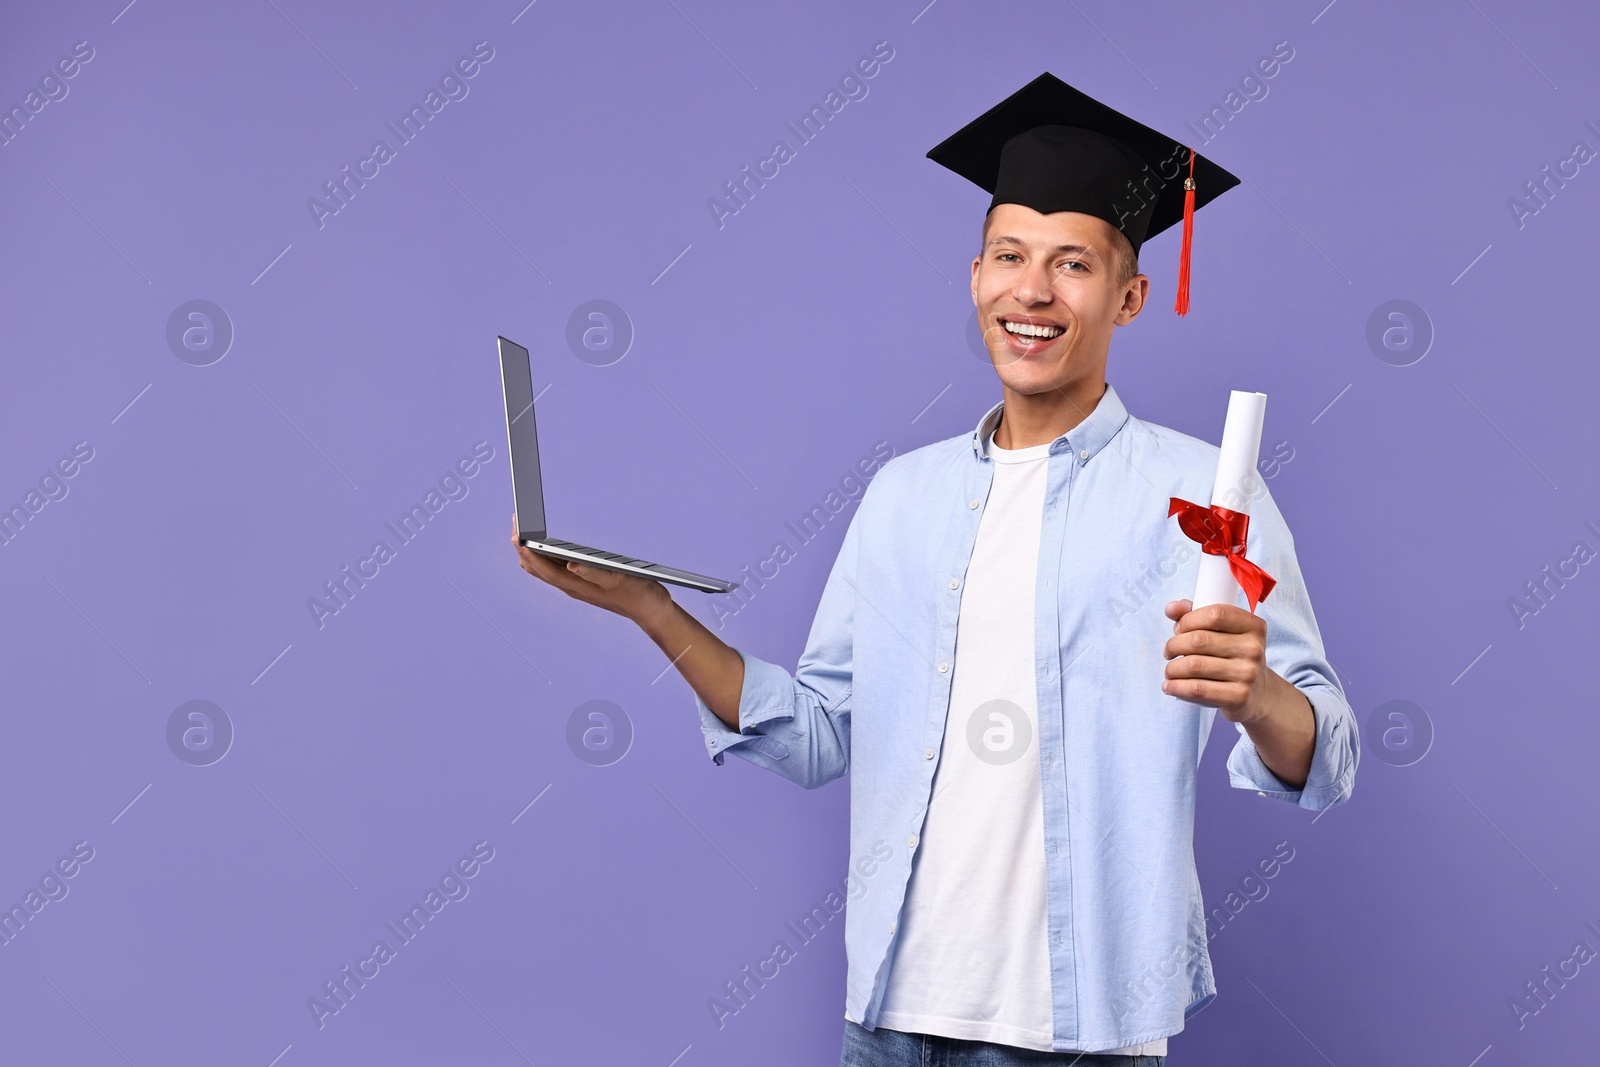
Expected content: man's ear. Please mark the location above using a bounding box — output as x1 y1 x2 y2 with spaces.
1114 275 1149 326
970 255 981 306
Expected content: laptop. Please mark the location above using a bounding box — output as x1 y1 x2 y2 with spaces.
499 336 738 594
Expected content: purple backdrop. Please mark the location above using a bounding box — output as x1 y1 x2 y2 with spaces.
2 0 1596 1063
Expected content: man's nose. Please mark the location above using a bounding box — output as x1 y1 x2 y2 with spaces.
1014 260 1054 304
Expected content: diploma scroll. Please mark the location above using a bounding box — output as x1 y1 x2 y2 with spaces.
1191 390 1268 611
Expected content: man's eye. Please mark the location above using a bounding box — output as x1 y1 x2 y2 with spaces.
996 252 1020 262
1059 259 1087 272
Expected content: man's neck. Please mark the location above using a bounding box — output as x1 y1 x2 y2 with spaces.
992 377 1108 450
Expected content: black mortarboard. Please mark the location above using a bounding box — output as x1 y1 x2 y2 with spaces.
926 72 1241 314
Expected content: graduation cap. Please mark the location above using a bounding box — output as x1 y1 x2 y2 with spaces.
927 72 1241 315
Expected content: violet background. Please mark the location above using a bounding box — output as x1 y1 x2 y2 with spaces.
2 0 1596 1064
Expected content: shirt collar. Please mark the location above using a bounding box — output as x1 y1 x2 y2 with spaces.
971 381 1131 465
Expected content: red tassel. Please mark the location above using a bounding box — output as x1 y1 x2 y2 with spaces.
1173 147 1196 316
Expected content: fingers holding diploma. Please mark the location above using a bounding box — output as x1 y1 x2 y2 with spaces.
1160 598 1273 724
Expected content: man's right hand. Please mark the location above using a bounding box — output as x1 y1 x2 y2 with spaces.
510 513 745 730
511 513 672 623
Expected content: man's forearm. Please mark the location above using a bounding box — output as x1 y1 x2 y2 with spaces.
633 596 745 731
1241 672 1317 790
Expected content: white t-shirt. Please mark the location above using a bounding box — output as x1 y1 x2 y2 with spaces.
875 432 1169 1057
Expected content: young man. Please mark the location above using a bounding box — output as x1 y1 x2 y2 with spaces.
513 73 1358 1065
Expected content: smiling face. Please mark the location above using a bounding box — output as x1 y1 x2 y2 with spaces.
970 202 1148 397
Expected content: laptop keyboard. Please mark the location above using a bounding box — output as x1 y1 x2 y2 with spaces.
540 538 654 569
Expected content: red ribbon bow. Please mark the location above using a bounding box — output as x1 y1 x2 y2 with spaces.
1167 497 1277 613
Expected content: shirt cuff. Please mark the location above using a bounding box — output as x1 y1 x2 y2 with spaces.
1227 684 1358 810
696 649 802 766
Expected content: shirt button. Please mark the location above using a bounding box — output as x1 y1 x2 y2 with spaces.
968 499 979 509
907 835 918 849
1079 449 1088 460
888 922 896 934
924 747 935 759
1257 791 1267 797
948 578 960 590
938 662 949 673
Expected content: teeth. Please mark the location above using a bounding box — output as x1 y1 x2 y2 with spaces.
1003 320 1064 340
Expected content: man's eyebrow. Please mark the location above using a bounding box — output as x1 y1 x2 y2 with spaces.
985 235 1101 258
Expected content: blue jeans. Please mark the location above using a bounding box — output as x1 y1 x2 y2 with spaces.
840 1020 1166 1067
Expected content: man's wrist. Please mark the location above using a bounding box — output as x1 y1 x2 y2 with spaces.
1241 669 1296 728
629 584 680 637
1240 674 1316 790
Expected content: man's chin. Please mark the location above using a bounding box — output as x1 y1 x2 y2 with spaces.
993 359 1071 395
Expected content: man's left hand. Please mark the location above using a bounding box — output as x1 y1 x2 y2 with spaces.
1161 599 1280 725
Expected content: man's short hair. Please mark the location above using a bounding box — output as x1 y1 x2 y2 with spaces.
980 211 1139 290
1105 225 1138 290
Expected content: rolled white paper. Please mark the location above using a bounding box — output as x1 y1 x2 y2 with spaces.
1191 390 1268 610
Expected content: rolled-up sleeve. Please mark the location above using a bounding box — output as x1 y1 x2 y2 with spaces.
1224 482 1359 811
694 485 865 790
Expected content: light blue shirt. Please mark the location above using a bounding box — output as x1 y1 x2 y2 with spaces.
694 381 1359 1052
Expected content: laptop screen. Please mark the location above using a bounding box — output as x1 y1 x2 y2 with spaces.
498 337 548 540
